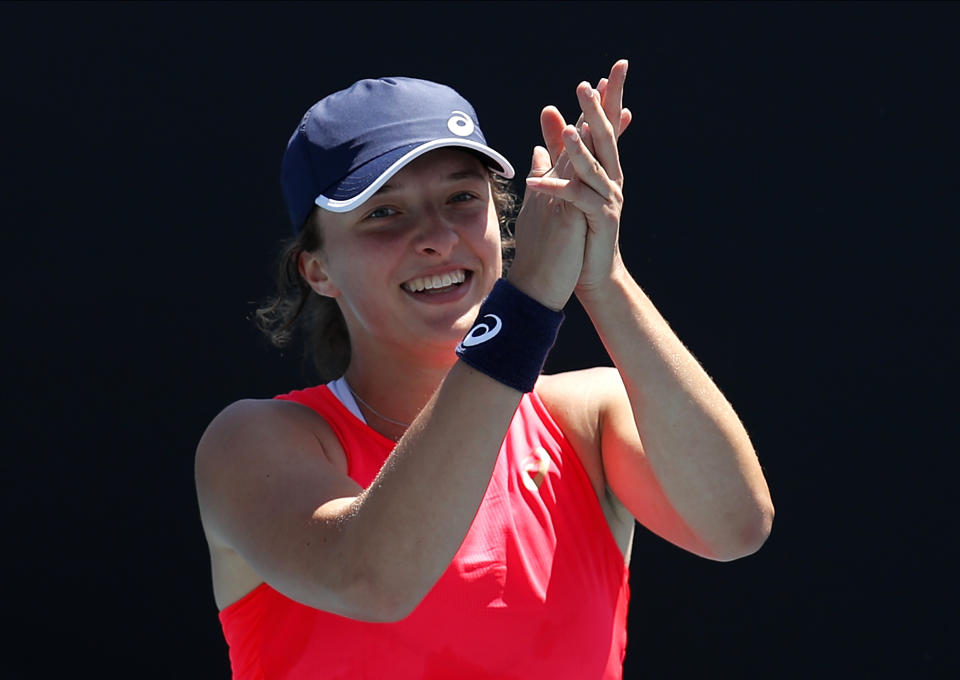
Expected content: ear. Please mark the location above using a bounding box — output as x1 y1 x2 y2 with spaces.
298 250 340 298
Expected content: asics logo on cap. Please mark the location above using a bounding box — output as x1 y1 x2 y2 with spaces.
447 110 475 137
458 314 502 349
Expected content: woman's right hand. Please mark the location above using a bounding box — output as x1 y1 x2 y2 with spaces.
506 113 589 311
506 61 631 312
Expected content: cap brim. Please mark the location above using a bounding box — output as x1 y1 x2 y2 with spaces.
315 139 515 213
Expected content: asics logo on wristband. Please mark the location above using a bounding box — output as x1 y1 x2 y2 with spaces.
458 314 502 349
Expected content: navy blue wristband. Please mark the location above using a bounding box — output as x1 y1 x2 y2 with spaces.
456 279 564 393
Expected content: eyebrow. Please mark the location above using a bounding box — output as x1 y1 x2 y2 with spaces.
375 168 487 195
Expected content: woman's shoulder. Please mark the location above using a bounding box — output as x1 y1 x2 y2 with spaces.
203 397 332 440
196 397 349 486
535 367 623 415
194 396 364 611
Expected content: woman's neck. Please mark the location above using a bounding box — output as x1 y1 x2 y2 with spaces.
343 351 455 442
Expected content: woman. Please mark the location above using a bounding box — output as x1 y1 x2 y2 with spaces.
196 61 773 678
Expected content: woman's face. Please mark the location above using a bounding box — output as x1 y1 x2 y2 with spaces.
301 148 504 362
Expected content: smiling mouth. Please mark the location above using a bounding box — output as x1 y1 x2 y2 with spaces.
402 269 469 294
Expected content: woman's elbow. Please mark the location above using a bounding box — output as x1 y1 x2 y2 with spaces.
712 499 774 562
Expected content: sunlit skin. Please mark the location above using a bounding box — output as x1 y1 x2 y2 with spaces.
298 149 504 431
195 61 773 625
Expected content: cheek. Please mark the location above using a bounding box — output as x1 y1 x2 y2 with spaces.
484 204 504 271
326 230 403 281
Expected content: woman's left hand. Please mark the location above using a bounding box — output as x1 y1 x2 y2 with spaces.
525 60 631 300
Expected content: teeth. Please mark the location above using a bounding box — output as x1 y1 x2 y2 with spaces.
403 269 466 293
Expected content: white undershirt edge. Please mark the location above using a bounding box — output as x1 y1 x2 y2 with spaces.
326 377 367 424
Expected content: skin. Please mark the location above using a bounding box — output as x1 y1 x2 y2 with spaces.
195 60 774 623
300 149 505 431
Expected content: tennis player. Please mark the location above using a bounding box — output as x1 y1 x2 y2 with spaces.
196 60 773 678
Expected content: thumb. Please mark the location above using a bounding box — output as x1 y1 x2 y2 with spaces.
528 145 552 178
519 146 552 209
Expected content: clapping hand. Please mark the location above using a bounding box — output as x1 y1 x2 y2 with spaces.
523 60 632 301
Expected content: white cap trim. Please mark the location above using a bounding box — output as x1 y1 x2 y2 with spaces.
314 138 515 214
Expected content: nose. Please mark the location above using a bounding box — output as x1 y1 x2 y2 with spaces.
412 208 459 257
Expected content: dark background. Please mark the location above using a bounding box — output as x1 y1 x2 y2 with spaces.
3 2 956 677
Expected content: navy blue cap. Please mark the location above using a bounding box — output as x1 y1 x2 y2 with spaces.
281 77 515 231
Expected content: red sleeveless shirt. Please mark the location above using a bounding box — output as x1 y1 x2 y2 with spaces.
218 385 630 679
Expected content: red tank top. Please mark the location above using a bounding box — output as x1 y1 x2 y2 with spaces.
218 385 630 679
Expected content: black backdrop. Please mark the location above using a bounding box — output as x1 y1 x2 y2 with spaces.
3 2 956 677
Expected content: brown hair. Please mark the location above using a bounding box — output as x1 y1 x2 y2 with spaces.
254 172 517 382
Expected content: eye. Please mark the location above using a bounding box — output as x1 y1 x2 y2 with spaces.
365 205 398 219
449 192 477 204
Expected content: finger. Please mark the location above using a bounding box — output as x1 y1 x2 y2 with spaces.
600 60 628 136
528 145 552 178
559 110 586 178
540 106 568 168
560 124 618 197
581 121 596 158
524 176 611 218
596 78 614 134
574 80 591 130
518 145 554 209
594 75 631 148
576 83 622 183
